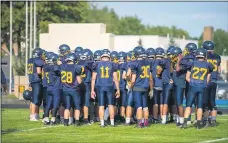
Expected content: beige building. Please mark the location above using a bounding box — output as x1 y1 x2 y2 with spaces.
39 23 197 53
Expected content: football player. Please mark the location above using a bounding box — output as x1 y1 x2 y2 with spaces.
43 53 61 125
160 47 174 124
117 51 128 123
171 47 186 127
91 49 120 127
77 49 94 125
27 48 44 121
182 43 197 125
58 44 71 123
151 47 165 123
129 46 153 128
182 48 213 129
202 41 221 127
61 53 83 126
125 51 137 125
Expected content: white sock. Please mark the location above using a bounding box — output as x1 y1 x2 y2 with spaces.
180 117 184 124
100 120 104 126
69 117 73 124
51 117 56 122
176 115 180 123
142 118 145 123
126 117 131 124
110 119 114 125
162 115 166 124
35 114 39 119
44 117 49 122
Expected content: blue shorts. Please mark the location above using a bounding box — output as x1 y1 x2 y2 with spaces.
127 91 134 107
133 91 148 109
204 82 217 110
63 90 81 110
46 89 61 109
97 86 114 106
153 89 162 105
82 83 91 107
175 85 185 106
162 83 173 105
186 86 206 109
31 82 42 106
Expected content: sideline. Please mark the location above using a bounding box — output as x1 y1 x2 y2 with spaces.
199 137 228 143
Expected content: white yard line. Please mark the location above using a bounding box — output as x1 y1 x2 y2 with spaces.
2 125 62 134
199 137 228 143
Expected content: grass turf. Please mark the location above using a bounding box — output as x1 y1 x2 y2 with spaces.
2 108 228 143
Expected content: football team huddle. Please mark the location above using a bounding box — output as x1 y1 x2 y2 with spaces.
23 40 221 129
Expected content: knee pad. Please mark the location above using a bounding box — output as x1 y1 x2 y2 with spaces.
143 107 148 111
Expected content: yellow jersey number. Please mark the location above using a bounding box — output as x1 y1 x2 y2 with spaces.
117 70 121 81
45 72 50 83
192 67 207 80
27 63 33 74
100 66 110 78
81 66 86 78
61 71 73 83
207 59 217 72
140 66 150 78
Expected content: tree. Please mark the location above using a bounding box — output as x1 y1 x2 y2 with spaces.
214 29 228 55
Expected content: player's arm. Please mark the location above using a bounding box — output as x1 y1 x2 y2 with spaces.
113 71 120 98
91 72 97 99
130 73 136 89
149 72 154 90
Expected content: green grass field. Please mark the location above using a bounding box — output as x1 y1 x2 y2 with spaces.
2 108 228 143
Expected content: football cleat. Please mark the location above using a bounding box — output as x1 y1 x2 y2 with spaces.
50 121 56 126
181 123 187 129
210 120 216 127
100 125 106 128
64 123 69 126
90 120 94 125
203 120 210 128
136 123 143 128
196 121 204 129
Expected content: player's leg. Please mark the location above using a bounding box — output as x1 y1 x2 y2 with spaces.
31 82 42 121
59 89 65 124
83 83 91 125
72 91 81 126
153 89 159 122
196 87 205 129
142 91 149 127
203 84 210 127
133 91 143 128
125 90 133 125
97 87 105 127
120 89 127 123
210 82 217 127
51 89 61 125
162 83 172 124
43 90 53 125
182 86 197 128
107 87 115 126
41 87 47 119
176 86 185 126
63 92 71 126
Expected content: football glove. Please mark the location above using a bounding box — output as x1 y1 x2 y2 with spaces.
149 89 153 99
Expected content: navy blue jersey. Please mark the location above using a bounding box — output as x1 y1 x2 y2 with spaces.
131 60 151 90
161 58 172 83
78 60 94 83
42 64 48 87
45 65 61 90
93 61 117 87
188 61 214 88
118 63 127 89
207 53 221 83
27 57 44 83
151 59 163 88
60 64 83 91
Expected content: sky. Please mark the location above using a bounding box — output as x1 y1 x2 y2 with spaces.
94 2 228 37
